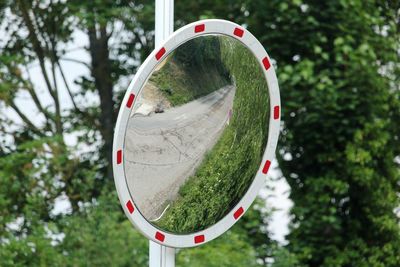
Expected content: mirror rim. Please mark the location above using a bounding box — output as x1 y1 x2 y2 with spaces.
113 19 281 248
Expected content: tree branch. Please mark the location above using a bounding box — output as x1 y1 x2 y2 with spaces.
17 0 55 100
56 60 81 112
9 101 44 136
24 64 53 131
49 40 63 135
59 57 91 69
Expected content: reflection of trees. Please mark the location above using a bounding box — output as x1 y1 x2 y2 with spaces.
150 36 231 106
174 36 227 76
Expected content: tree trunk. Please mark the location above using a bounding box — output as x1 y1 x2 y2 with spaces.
88 25 115 180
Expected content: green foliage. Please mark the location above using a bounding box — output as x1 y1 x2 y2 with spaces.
0 135 68 232
0 191 149 267
271 246 301 267
151 36 230 106
0 1 275 266
176 198 275 266
233 198 277 265
0 224 65 267
154 37 269 233
0 137 70 267
59 192 149 267
241 0 400 266
177 229 260 267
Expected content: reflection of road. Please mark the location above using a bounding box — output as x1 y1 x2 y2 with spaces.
124 85 236 221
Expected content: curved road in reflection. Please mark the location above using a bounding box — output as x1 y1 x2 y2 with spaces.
124 85 235 221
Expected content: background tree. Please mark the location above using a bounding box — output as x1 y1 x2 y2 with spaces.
0 1 154 265
0 1 276 266
242 1 400 266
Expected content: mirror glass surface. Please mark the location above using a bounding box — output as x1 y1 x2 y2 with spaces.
124 34 269 234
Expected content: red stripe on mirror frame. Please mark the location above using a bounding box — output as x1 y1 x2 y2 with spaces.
262 160 271 174
155 231 165 242
126 200 134 214
194 235 205 244
274 106 280 120
117 150 122 164
155 47 166 60
262 57 271 70
233 207 244 220
194 24 205 33
126 94 135 108
233 27 244 37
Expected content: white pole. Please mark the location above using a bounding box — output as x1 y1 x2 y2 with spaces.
149 241 175 267
150 1 175 267
155 0 174 47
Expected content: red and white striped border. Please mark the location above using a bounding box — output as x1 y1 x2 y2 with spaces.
113 19 281 248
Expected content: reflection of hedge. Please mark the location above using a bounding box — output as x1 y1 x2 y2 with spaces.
150 36 230 106
154 36 270 234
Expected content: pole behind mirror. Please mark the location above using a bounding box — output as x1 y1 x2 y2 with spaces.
150 0 175 266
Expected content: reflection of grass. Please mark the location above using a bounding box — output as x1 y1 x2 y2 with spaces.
150 36 230 106
154 36 270 234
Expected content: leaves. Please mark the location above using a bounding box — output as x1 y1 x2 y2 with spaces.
0 1 276 266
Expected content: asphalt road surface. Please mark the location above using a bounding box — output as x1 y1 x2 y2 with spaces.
124 85 236 221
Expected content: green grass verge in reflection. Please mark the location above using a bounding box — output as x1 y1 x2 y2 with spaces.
150 36 231 106
153 36 270 234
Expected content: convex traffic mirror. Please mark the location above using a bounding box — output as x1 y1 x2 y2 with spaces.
113 19 280 248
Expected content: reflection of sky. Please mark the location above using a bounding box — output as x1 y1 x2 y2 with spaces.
2 25 291 243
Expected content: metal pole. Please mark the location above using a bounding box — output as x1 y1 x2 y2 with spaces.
155 0 174 47
150 0 175 267
149 241 175 267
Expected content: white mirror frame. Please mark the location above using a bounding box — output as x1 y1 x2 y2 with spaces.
113 19 281 248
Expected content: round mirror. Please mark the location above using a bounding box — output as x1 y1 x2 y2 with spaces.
113 19 280 248
126 34 268 233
